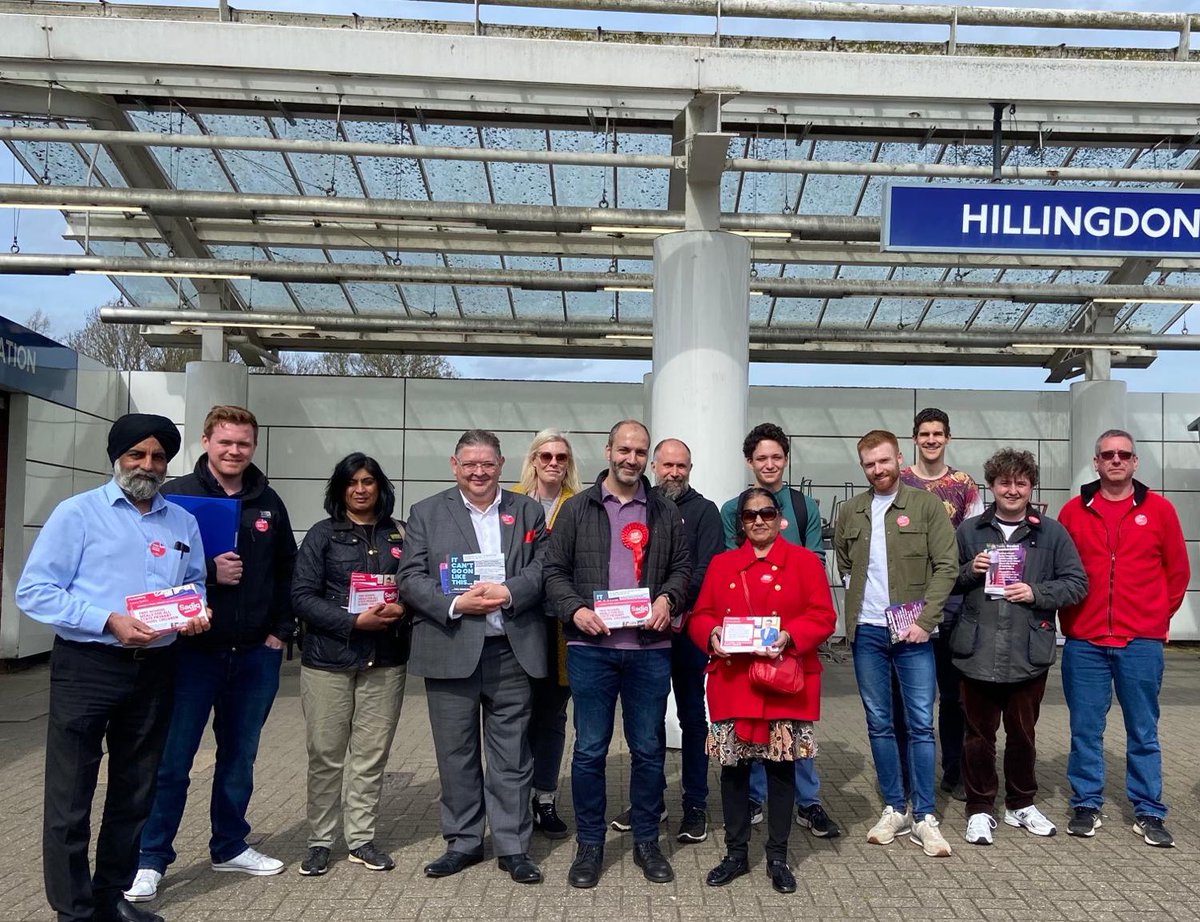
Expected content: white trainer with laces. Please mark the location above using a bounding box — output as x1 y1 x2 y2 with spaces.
866 806 912 845
965 813 998 846
124 868 162 903
211 846 286 876
1005 805 1057 837
911 814 953 857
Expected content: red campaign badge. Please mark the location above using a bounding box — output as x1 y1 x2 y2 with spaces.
1028 515 1041 525
149 541 166 558
760 572 774 583
896 515 910 527
621 522 650 583
255 518 269 533
1135 513 1148 526
501 513 515 525
523 529 537 544
390 546 402 559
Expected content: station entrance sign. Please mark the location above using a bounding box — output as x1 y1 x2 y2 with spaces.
882 183 1200 258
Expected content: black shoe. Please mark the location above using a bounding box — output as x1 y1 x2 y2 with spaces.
498 852 543 884
568 844 604 889
940 777 967 802
632 841 674 884
705 855 750 887
766 859 797 894
1133 815 1175 848
676 806 708 844
1067 807 1102 838
348 841 395 871
423 850 485 878
532 798 570 839
98 900 164 922
610 806 668 832
298 846 330 876
795 803 841 838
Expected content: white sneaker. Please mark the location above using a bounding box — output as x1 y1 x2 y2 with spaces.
911 814 953 857
965 813 997 846
123 868 162 903
211 846 285 876
866 806 912 845
1005 805 1057 837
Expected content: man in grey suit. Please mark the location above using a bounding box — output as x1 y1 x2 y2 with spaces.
398 429 549 885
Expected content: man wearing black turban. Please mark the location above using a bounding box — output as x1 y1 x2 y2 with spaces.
17 413 210 922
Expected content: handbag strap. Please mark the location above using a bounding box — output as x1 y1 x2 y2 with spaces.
739 571 756 617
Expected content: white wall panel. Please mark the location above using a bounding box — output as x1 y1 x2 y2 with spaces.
74 414 112 475
251 374 404 428
1186 542 1200 592
1163 492 1200 541
75 355 124 421
268 478 329 533
1162 442 1200 492
1037 441 1071 491
23 462 75 528
913 389 1070 440
266 427 404 481
751 386 913 437
1168 591 1200 642
403 429 535 481
1127 392 1164 444
128 370 186 421
405 378 641 433
26 398 76 468
1162 393 1200 442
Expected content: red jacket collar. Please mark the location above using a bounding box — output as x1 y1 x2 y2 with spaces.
731 535 794 571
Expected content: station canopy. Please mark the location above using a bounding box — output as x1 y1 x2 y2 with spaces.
2 0 1199 378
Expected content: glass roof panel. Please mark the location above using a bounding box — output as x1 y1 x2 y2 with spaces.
481 127 553 206
1017 303 1079 331
858 142 945 216
614 290 652 322
1119 301 1182 333
770 298 823 325
971 299 1029 330
231 279 298 311
798 141 875 216
271 117 364 198
89 241 181 305
1053 146 1136 187
59 123 129 188
511 288 566 320
616 132 671 211
749 293 772 324
550 130 610 208
922 298 978 330
821 298 877 328
200 114 300 195
566 290 619 321
126 111 234 193
342 282 408 314
342 119 428 200
287 282 353 312
400 283 457 315
872 266 945 328
9 139 93 189
410 123 490 203
457 285 512 318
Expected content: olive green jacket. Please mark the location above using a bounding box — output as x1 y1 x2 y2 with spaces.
833 482 958 644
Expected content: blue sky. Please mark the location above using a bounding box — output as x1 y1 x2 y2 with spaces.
1 0 1195 391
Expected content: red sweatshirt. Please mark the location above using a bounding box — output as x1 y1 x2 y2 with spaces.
1057 480 1190 643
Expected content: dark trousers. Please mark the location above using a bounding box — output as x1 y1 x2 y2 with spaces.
671 631 710 811
720 760 792 862
44 638 176 922
528 675 571 795
960 672 1048 815
895 617 965 790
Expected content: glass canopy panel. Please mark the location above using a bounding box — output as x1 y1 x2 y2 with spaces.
820 298 877 328
511 288 566 320
326 249 408 313
872 266 946 328
799 141 875 216
126 111 234 193
199 114 299 195
271 118 365 198
736 137 805 214
1119 301 1182 333
457 285 513 318
1053 146 1136 188
922 298 979 330
971 300 1031 330
59 123 129 188
400 283 457 315
771 298 823 325
410 124 490 203
614 290 652 322
481 127 553 206
565 290 619 321
9 139 93 189
748 293 772 324
229 279 298 311
342 119 429 200
90 240 182 305
549 130 610 208
616 132 671 211
857 142 944 217
1018 303 1080 331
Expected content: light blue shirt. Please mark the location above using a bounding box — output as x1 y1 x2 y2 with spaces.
16 479 207 646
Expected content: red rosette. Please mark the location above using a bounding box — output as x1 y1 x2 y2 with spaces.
621 522 650 583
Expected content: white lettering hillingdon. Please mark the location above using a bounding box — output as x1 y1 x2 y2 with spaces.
0 337 38 375
961 203 1200 241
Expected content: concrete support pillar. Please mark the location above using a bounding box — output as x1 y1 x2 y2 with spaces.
651 230 751 506
183 359 248 470
1069 379 1127 491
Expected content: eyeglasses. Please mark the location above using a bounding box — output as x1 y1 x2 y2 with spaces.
1097 450 1135 461
536 451 570 464
457 461 499 473
740 506 779 524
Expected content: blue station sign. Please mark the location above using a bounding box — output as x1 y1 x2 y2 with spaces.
881 183 1200 258
0 315 78 409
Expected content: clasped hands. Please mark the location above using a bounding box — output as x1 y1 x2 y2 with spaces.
708 627 792 659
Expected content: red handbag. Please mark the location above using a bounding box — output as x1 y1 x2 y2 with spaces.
739 572 805 695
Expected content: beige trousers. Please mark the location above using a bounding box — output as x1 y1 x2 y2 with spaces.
300 664 406 850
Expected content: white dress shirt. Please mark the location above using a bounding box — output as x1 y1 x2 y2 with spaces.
448 490 508 636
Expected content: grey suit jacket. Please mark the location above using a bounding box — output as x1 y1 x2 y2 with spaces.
399 487 549 680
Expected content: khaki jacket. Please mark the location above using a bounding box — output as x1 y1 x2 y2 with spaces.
834 482 958 644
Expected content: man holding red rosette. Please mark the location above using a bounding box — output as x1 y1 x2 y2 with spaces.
543 420 691 889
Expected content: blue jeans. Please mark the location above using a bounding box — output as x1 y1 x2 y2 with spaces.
568 645 671 845
852 625 937 817
748 757 820 808
1062 638 1167 818
139 644 282 871
671 632 710 812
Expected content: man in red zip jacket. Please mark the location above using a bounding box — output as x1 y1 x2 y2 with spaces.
1057 428 1190 847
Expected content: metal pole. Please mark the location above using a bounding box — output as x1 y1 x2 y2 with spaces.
991 102 1006 181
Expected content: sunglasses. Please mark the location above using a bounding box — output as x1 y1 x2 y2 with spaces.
1097 450 1135 461
740 506 779 524
537 451 570 464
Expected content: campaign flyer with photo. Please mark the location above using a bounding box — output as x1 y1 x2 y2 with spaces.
348 572 398 614
593 587 653 629
985 544 1027 597
126 583 204 632
721 615 782 652
885 599 926 644
439 552 506 594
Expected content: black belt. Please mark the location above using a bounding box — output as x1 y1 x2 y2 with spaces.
56 636 174 660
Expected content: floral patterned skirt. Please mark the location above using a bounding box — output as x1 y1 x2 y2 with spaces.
706 719 817 767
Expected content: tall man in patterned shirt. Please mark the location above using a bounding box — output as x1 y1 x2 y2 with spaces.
896 407 983 801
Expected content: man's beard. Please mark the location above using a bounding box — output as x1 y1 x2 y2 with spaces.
114 460 164 502
657 478 688 501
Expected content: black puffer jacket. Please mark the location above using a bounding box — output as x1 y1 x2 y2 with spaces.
292 517 411 671
543 473 691 644
659 484 724 613
162 458 297 650
951 504 1088 683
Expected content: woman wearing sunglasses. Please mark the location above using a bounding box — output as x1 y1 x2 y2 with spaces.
688 487 836 894
513 429 583 839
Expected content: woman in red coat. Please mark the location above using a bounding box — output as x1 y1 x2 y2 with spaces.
688 486 836 894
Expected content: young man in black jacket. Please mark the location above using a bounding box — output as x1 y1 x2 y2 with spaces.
128 406 297 902
543 420 691 890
